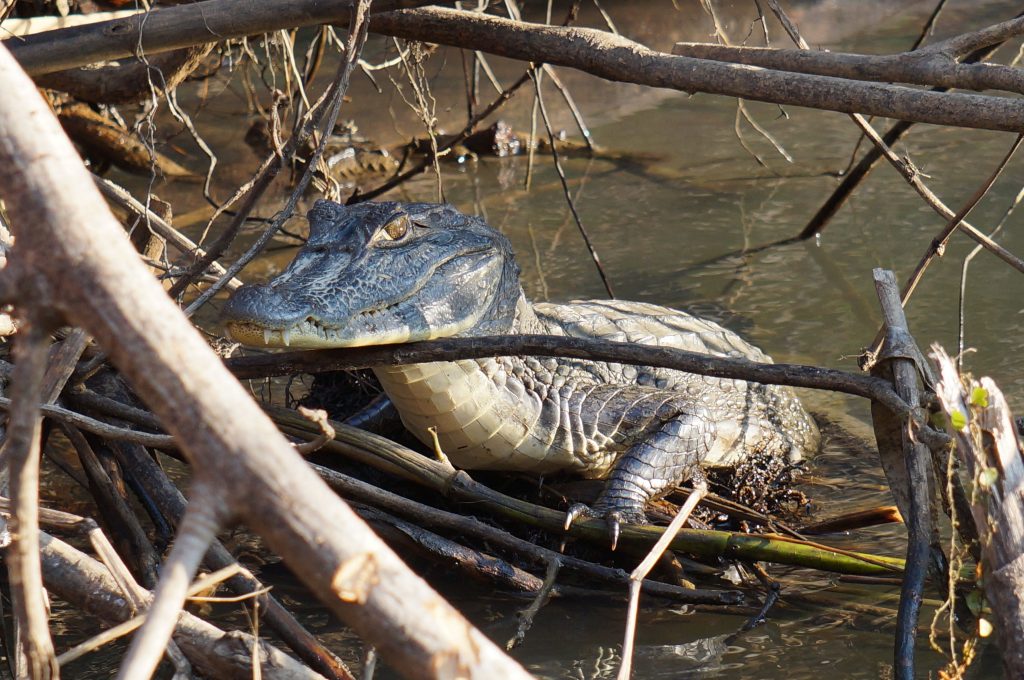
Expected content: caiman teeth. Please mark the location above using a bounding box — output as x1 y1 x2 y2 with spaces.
263 328 272 345
282 327 291 346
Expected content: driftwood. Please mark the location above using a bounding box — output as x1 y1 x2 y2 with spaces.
932 347 1024 678
868 269 939 680
0 36 531 680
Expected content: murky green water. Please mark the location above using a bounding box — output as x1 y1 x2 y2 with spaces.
78 0 1024 677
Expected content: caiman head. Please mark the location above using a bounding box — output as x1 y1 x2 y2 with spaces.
221 200 523 348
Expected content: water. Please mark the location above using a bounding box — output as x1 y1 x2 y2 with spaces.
84 0 1024 677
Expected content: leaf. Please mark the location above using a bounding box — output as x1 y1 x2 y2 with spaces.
970 386 989 408
965 590 984 616
950 410 967 431
979 467 999 489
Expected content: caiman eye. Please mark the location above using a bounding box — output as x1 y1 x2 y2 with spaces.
382 214 410 241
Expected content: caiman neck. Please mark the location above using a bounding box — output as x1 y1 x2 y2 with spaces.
370 291 558 470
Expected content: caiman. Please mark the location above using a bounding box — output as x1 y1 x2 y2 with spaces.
222 200 820 544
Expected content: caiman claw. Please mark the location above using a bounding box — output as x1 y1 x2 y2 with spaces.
564 503 642 551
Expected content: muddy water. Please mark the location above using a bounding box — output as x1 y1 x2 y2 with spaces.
92 0 1024 677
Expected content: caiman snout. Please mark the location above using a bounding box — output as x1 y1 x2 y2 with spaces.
222 283 284 325
221 283 311 347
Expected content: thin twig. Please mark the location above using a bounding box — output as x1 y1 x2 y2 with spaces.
182 0 372 317
531 68 615 298
3 319 59 679
618 478 708 680
116 489 226 680
506 558 560 650
864 132 1024 358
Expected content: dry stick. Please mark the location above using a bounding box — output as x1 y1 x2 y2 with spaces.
117 483 227 679
2 321 59 680
223 334 944 444
9 0 435 75
182 0 372 318
667 39 1024 95
0 397 176 448
873 269 934 680
0 37 531 680
294 406 336 455
70 492 195 677
361 505 565 595
90 410 355 680
862 130 1024 359
531 68 614 298
39 532 326 679
59 424 161 588
617 478 708 680
507 559 560 650
94 176 243 290
316 465 741 605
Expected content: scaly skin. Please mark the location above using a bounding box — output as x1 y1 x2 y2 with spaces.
222 200 820 543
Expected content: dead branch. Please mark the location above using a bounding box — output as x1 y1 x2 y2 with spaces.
8 0 435 76
56 101 194 178
39 530 327 679
93 176 243 290
273 406 906 576
870 269 938 680
316 464 742 605
932 346 1024 678
365 7 1024 133
670 37 1024 96
38 45 213 105
0 36 533 680
2 321 59 679
10 4 1024 133
224 333 946 447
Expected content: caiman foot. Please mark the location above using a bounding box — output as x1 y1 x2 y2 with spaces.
564 501 648 551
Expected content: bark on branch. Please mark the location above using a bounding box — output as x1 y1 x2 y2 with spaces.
0 39 531 680
671 38 1024 96
365 7 1024 133
9 3 1024 133
224 334 940 441
6 0 435 75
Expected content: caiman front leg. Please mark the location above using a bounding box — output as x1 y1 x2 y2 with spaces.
565 396 716 549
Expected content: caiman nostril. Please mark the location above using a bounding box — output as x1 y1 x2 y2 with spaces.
222 284 289 324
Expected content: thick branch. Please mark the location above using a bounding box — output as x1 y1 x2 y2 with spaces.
671 42 1024 96
0 39 532 680
225 334 917 420
7 0 434 76
365 7 1024 133
10 3 1024 133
